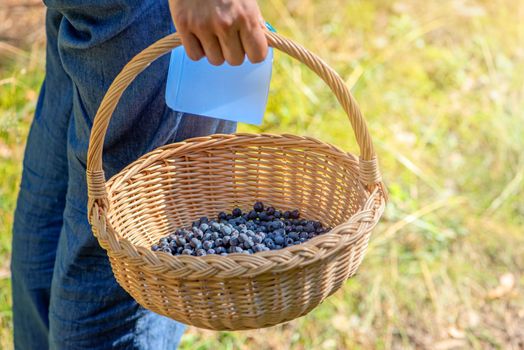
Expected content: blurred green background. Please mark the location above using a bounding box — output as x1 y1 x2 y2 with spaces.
1 0 523 349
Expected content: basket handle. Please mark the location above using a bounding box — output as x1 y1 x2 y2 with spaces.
87 31 385 211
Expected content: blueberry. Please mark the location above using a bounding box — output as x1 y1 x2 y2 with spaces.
305 223 315 233
290 210 300 219
254 202 264 212
238 218 247 225
200 216 209 224
177 247 184 254
203 241 214 250
295 225 304 232
222 225 232 235
229 246 243 254
288 232 299 241
274 210 282 219
308 232 317 239
203 232 212 241
193 228 204 239
215 238 224 247
253 235 262 244
151 244 159 251
161 247 172 254
248 210 258 220
283 211 291 219
223 235 231 245
247 249 254 254
243 240 254 249
257 232 266 240
215 246 226 254
263 238 275 249
274 235 285 245
211 222 221 232
200 223 209 232
182 249 193 255
285 237 294 246
207 249 216 255
254 244 265 252
239 233 249 243
258 212 269 221
168 234 176 242
232 208 242 217
184 243 192 250
266 206 275 215
300 237 307 243
159 238 168 245
274 228 285 237
175 236 186 246
218 212 227 221
300 232 309 240
192 220 200 227
190 238 202 249
210 232 219 240
196 249 207 256
230 237 240 246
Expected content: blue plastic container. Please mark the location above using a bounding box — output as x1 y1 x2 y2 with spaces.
165 24 275 125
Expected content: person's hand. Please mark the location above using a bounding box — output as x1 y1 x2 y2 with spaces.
169 0 268 66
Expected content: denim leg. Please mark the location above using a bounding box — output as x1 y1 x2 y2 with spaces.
44 1 235 349
11 9 72 350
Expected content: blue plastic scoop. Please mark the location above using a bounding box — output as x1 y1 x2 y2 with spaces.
165 25 275 126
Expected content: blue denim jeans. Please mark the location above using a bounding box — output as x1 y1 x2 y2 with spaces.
10 1 235 349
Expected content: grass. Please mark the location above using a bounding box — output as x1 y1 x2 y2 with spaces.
1 0 523 349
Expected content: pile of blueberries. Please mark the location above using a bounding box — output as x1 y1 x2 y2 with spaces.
151 202 330 256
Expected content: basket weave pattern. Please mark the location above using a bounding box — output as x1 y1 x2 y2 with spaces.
87 32 386 330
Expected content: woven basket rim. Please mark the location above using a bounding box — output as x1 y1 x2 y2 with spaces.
92 133 386 280
108 133 362 186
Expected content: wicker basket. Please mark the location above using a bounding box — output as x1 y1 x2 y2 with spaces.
86 31 387 331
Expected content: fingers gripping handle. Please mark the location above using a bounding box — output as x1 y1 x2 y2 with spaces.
86 32 383 211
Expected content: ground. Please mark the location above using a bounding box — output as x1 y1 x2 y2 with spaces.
0 0 523 349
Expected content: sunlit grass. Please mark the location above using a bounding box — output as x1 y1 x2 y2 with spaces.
1 0 523 349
